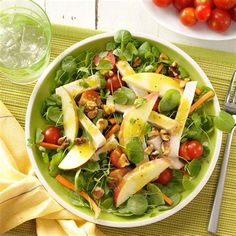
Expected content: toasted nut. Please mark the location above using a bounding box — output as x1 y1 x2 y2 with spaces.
74 137 87 145
108 70 114 77
92 186 104 200
160 129 170 141
144 144 154 155
148 127 159 138
132 57 142 68
149 150 159 160
86 100 97 111
119 153 130 167
96 118 108 131
103 104 115 115
159 52 169 60
57 136 67 145
161 141 170 156
60 139 70 149
87 109 98 119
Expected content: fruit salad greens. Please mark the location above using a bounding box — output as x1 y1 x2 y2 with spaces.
31 30 234 218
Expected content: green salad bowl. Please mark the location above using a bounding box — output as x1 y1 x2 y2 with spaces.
25 32 222 227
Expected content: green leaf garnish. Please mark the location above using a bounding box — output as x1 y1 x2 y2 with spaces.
125 137 144 164
134 97 147 108
113 87 136 105
214 110 235 132
185 159 201 177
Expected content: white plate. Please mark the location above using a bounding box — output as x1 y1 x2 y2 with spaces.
142 0 236 41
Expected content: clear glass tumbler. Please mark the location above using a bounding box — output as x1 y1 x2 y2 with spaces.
0 0 51 84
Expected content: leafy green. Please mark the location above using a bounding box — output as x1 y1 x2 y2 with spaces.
178 66 189 78
182 175 194 190
114 30 132 45
123 42 138 61
42 152 49 164
49 152 64 177
113 87 136 105
82 160 100 172
101 197 113 209
61 55 77 74
134 97 147 108
125 137 144 164
126 194 148 215
147 183 164 206
106 42 117 51
45 106 63 125
96 59 113 70
214 111 235 132
35 128 44 143
185 159 201 177
75 169 87 191
157 193 181 211
138 42 151 57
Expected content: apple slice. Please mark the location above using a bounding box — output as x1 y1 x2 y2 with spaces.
116 61 148 97
114 158 170 207
106 95 132 114
119 92 159 145
56 87 79 141
62 74 100 97
79 113 106 149
58 142 95 170
122 73 182 97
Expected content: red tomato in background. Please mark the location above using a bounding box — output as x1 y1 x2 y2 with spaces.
173 0 194 10
180 7 198 26
213 0 236 10
229 5 236 20
195 4 211 21
156 168 173 185
208 8 231 32
42 126 61 144
179 140 203 160
153 0 173 7
194 0 214 7
105 74 124 92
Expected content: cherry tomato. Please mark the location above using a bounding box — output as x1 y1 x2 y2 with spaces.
173 0 194 10
105 74 123 92
195 4 211 21
42 126 61 144
229 5 236 20
108 167 130 189
152 0 173 7
109 147 129 168
213 0 236 10
208 9 231 32
156 168 173 185
194 0 214 7
79 90 102 106
180 7 198 26
93 51 116 68
179 140 203 160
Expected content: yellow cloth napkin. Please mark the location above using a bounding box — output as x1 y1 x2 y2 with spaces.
0 101 104 236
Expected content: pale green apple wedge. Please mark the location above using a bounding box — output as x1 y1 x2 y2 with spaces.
169 81 197 168
79 113 106 149
58 142 95 170
116 61 148 97
119 92 159 146
122 73 182 97
61 74 100 97
113 158 170 207
56 87 79 141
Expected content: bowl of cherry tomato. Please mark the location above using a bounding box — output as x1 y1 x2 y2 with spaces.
142 0 236 40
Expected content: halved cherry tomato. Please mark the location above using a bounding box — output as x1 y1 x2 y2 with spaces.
179 140 203 160
156 168 173 185
108 167 130 189
93 51 116 68
173 0 194 10
79 90 102 106
207 8 231 32
105 74 124 92
213 0 236 10
180 7 198 26
195 4 211 21
109 147 129 168
194 0 213 7
42 126 61 144
229 5 236 20
152 0 173 7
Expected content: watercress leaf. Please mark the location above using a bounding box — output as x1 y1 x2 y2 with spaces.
157 193 181 211
106 42 117 51
125 137 144 164
143 122 152 136
77 66 90 76
138 42 151 57
126 194 148 215
100 89 110 101
49 152 64 177
75 169 86 191
123 42 138 61
182 175 194 190
147 183 164 206
178 66 189 78
82 160 100 172
134 97 147 108
191 113 201 128
96 59 113 70
214 110 235 132
93 109 104 124
61 56 77 74
144 65 155 72
113 48 124 59
185 159 201 177
45 106 63 125
79 79 90 88
42 152 49 164
151 46 160 58
114 30 132 44
201 114 214 133
202 145 210 158
113 87 136 105
71 195 89 208
101 197 114 209
54 69 70 87
35 128 44 143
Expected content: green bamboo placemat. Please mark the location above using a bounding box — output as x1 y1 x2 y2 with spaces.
1 24 236 236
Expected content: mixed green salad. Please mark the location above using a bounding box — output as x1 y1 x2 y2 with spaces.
31 30 234 218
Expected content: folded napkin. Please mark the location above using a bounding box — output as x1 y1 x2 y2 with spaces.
0 101 104 236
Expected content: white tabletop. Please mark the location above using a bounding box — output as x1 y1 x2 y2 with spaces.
34 0 236 53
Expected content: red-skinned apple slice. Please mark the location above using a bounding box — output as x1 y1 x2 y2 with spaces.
113 158 170 207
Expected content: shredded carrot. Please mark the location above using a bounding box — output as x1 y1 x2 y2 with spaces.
163 193 174 206
56 175 75 191
37 142 61 150
108 118 116 125
105 124 120 139
173 77 181 83
190 90 215 114
79 191 101 218
155 63 164 74
195 87 202 95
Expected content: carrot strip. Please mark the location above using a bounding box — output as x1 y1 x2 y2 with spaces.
173 77 181 83
105 124 120 139
79 191 101 218
37 142 61 150
108 118 116 125
163 193 174 206
190 90 215 114
195 87 202 95
56 175 75 191
155 63 164 74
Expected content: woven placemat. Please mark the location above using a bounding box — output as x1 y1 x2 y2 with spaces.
1 24 236 236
